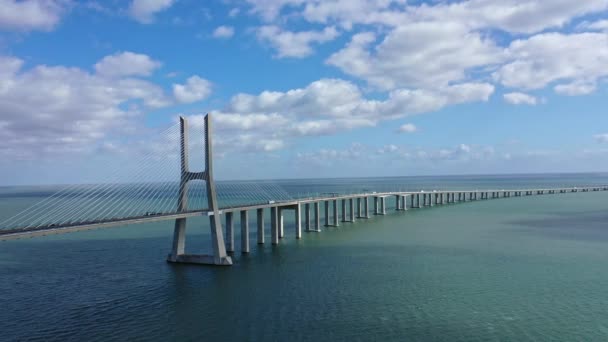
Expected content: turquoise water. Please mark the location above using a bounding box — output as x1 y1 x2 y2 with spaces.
2 174 608 341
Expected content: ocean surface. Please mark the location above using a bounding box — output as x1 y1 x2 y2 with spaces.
2 173 608 341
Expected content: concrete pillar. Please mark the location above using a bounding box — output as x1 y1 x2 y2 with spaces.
402 195 408 210
241 210 249 253
314 202 321 231
349 198 355 222
380 197 386 215
257 208 264 244
279 211 284 238
364 196 370 218
341 199 347 222
357 198 362 217
226 212 234 253
395 195 401 211
324 201 330 227
271 207 279 245
305 203 311 232
295 204 301 239
333 200 339 227
430 193 434 207
170 217 187 259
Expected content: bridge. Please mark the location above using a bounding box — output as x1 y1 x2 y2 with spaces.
1 114 606 266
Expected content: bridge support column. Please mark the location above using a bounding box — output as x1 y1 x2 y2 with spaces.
402 195 408 210
305 203 310 232
226 212 234 253
349 198 355 222
380 197 386 215
374 197 379 214
241 210 249 253
430 193 434 207
271 207 279 245
395 195 401 211
257 208 264 244
364 196 370 218
324 201 330 226
341 199 347 222
295 204 301 239
169 218 186 258
314 202 321 232
279 210 284 238
333 200 339 227
357 198 362 218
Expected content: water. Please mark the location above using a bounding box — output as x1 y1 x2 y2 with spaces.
2 174 608 341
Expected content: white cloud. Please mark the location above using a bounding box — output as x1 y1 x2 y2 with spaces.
173 75 212 103
0 54 173 159
503 92 538 105
228 8 240 17
397 123 416 133
494 32 608 92
412 0 608 34
94 51 162 78
327 22 502 89
594 134 608 143
256 25 339 58
554 81 597 96
212 25 235 39
0 0 69 31
129 0 175 24
184 78 493 153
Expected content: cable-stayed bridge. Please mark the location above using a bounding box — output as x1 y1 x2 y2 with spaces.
1 114 607 266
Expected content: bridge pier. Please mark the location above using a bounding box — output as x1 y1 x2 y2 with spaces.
364 196 370 218
271 207 279 245
349 198 355 222
314 202 321 231
341 199 347 222
279 210 284 238
305 203 310 232
324 201 330 226
333 200 339 227
226 212 234 253
380 197 386 215
241 210 249 253
295 204 301 239
257 208 264 244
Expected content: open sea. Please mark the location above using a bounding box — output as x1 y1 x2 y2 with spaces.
2 173 608 341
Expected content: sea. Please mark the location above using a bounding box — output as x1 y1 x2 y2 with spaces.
2 173 608 341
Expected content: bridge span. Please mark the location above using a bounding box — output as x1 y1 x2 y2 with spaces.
1 114 607 266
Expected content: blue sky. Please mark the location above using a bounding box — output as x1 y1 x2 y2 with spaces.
1 0 608 184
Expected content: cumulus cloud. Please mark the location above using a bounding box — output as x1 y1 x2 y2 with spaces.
212 25 235 39
0 0 70 31
503 92 538 105
494 32 608 92
184 78 493 153
0 54 173 159
172 75 212 103
256 25 339 58
94 51 162 78
397 123 417 133
327 23 502 89
129 0 175 24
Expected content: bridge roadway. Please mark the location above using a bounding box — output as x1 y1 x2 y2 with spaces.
1 186 607 245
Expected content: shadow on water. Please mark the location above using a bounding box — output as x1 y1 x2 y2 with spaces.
506 210 608 241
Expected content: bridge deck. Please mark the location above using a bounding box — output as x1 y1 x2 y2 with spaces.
1 186 606 241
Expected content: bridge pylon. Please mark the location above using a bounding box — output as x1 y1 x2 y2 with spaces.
167 114 232 266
